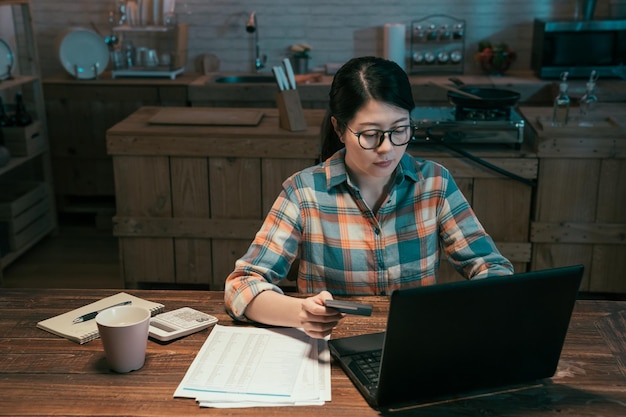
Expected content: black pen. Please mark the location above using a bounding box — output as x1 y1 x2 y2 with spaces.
72 300 132 324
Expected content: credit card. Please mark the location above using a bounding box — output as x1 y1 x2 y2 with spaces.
324 299 373 316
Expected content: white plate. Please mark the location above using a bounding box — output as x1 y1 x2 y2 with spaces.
0 38 14 80
57 27 109 79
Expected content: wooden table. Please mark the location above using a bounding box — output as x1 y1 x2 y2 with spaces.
1 289 625 416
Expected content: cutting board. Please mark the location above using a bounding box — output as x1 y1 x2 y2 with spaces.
148 108 264 126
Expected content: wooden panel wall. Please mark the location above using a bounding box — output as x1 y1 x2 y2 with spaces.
522 105 626 295
113 154 315 289
43 78 189 212
531 158 626 293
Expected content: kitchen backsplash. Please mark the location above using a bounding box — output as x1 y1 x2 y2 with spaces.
25 0 613 77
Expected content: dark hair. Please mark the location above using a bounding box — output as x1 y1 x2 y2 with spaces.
320 56 415 161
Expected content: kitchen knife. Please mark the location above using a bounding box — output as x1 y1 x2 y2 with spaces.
275 66 290 91
272 66 286 91
282 58 297 90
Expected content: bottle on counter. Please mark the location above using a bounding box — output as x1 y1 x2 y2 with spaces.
552 71 570 127
579 70 599 126
0 128 10 168
0 96 13 128
11 92 33 127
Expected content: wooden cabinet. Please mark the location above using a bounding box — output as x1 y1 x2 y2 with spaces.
0 0 56 280
106 107 321 288
43 74 196 214
521 105 626 294
107 107 537 289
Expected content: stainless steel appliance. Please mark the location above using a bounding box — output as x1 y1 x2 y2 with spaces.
410 106 525 145
531 18 626 79
409 106 533 187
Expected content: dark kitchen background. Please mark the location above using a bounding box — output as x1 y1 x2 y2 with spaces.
14 0 626 77
1 0 625 294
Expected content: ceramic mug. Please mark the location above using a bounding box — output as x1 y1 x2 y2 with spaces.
96 305 150 373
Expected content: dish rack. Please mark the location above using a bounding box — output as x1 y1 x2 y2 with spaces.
111 23 188 79
409 14 465 75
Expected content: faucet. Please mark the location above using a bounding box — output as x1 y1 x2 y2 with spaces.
246 12 267 71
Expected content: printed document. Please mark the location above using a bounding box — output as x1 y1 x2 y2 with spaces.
174 325 331 408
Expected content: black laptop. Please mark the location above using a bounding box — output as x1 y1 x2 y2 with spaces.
328 265 584 408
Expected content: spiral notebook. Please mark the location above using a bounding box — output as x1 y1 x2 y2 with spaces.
37 292 164 344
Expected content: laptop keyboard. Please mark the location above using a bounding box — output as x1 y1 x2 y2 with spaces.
350 350 382 390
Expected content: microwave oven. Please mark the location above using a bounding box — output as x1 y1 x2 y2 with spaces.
531 18 626 79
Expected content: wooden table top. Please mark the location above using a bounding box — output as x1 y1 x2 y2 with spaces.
1 289 625 416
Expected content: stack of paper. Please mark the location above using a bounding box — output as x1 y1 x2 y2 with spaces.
174 325 331 408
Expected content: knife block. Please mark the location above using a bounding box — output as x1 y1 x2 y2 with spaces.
275 90 308 132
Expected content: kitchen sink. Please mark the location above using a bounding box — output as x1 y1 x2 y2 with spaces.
213 75 275 84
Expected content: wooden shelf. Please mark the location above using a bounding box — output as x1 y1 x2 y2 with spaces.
0 0 57 280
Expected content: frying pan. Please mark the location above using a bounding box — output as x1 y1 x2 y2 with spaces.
446 78 520 109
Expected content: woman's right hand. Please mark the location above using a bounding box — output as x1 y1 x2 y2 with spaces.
299 291 345 339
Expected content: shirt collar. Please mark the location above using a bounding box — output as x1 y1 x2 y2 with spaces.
324 150 420 190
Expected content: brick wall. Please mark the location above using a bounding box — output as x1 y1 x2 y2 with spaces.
28 0 612 77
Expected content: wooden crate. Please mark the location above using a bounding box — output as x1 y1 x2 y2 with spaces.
0 181 47 218
0 181 51 252
2 120 45 156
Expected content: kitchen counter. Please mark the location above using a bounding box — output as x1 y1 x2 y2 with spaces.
521 104 626 157
106 107 324 288
189 71 556 108
189 70 626 109
106 106 536 289
519 104 626 295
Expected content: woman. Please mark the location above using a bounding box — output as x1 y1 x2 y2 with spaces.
224 56 513 338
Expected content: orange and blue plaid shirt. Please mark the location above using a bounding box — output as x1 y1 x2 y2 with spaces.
224 150 513 319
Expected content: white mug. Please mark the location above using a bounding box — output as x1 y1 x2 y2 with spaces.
96 306 150 373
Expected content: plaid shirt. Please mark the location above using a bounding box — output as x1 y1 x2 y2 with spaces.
224 150 513 319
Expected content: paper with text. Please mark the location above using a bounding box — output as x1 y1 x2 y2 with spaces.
174 325 330 407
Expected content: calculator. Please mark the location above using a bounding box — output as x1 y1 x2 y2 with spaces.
148 307 218 341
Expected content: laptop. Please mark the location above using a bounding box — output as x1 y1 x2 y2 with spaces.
328 265 584 408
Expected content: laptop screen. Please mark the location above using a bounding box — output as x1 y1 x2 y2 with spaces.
329 265 584 407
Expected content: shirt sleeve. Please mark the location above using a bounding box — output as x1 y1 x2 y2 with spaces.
224 180 303 320
436 167 514 279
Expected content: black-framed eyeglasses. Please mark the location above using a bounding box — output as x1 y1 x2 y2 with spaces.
346 124 416 150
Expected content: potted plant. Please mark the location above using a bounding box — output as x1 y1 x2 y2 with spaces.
474 40 517 75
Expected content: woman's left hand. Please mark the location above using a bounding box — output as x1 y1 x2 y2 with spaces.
299 291 344 339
